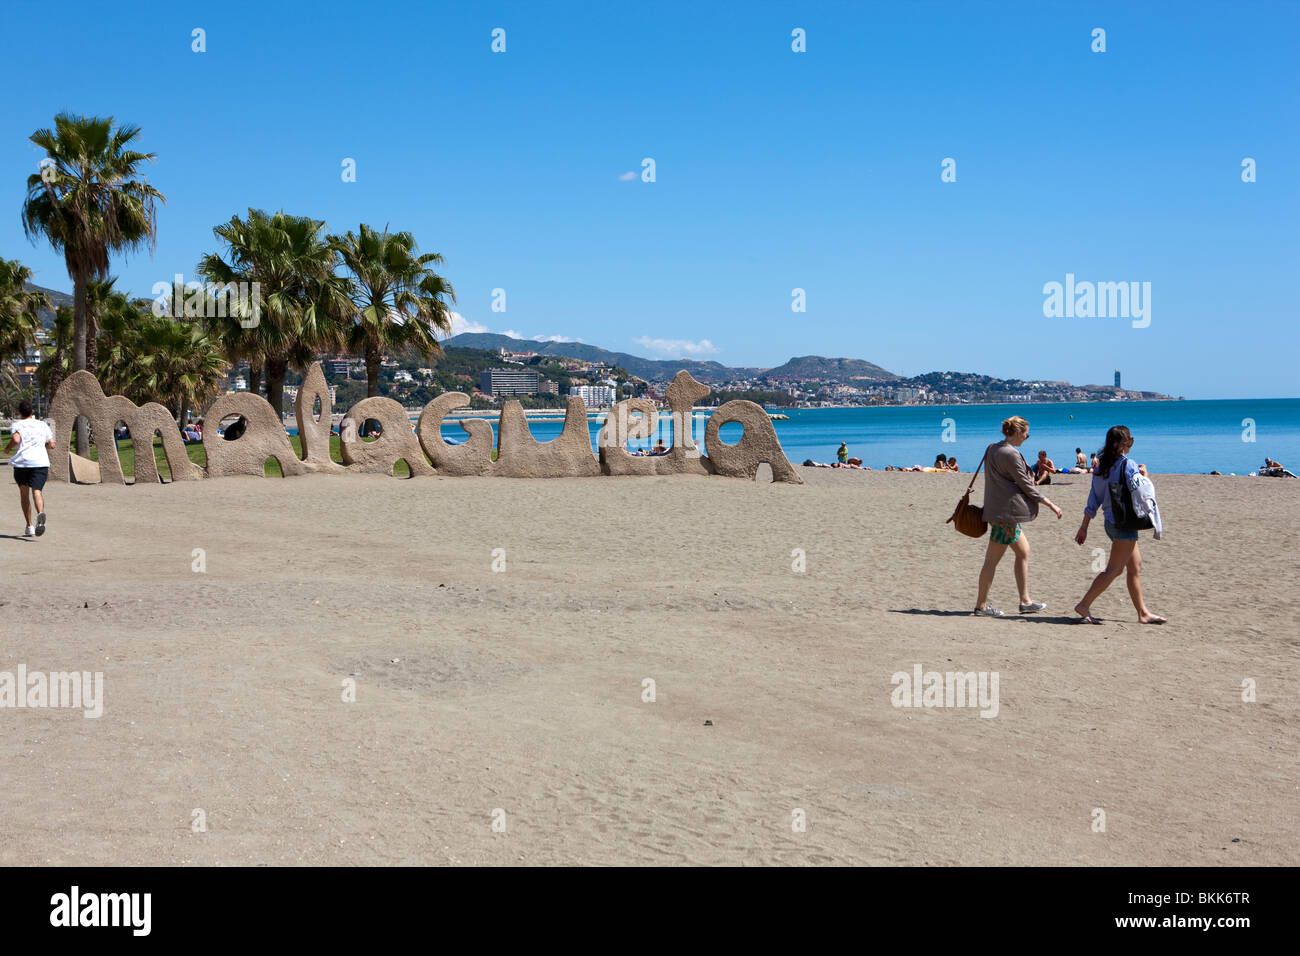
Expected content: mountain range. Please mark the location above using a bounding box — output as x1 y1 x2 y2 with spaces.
24 284 895 384
444 332 898 384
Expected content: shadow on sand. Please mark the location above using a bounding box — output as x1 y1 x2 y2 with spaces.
890 608 1081 625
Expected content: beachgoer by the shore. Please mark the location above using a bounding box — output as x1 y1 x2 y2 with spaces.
837 442 848 463
974 416 1062 617
1033 450 1055 485
651 439 668 456
1073 425 1166 625
5 400 55 538
947 457 959 471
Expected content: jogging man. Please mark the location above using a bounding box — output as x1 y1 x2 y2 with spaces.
5 400 55 537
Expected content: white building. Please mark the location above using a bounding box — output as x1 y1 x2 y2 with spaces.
570 384 616 407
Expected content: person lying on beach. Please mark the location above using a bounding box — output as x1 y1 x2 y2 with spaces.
934 454 948 469
1033 450 1055 485
946 457 960 472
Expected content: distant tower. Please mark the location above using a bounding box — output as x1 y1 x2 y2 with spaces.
1114 369 1121 389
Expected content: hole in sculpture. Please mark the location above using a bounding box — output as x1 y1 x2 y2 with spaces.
717 420 744 446
312 396 322 422
219 415 248 441
361 419 382 443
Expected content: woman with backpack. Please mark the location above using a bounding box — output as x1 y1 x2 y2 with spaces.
1073 425 1167 624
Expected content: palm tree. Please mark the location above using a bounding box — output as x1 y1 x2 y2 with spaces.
37 305 74 399
330 224 456 397
0 364 27 418
92 283 148 396
22 112 163 452
87 288 227 424
198 209 349 417
85 275 129 372
130 315 228 424
0 258 49 367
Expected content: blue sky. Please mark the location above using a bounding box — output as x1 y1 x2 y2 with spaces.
2 1 1296 398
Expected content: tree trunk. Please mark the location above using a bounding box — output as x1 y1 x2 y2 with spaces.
73 272 89 455
178 398 190 429
264 357 288 424
86 312 98 375
366 337 380 398
73 272 88 371
48 353 65 401
247 360 263 396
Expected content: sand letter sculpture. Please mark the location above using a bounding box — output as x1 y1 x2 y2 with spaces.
600 371 715 477
416 392 496 476
340 396 435 477
46 365 801 484
49 370 203 485
295 362 344 473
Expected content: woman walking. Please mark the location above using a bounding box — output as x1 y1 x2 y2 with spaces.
974 416 1063 616
1073 426 1167 624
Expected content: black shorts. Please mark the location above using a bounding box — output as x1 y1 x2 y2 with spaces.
13 466 48 490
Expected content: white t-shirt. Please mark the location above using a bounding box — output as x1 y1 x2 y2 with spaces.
9 418 54 468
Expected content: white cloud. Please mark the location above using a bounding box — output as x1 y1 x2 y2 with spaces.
447 311 489 336
633 336 719 357
500 329 523 339
618 171 637 181
532 334 582 343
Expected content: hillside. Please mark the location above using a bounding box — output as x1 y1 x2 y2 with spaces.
764 355 897 382
444 332 762 383
25 282 73 326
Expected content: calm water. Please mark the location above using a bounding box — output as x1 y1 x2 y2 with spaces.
761 400 1299 475
430 399 1298 475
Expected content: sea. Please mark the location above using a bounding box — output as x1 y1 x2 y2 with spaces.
432 398 1299 475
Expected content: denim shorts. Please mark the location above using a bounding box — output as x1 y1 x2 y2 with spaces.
1104 520 1139 542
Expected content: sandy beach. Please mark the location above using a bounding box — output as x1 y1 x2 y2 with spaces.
1 467 1296 866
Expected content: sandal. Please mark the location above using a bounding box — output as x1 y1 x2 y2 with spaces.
1075 614 1103 625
